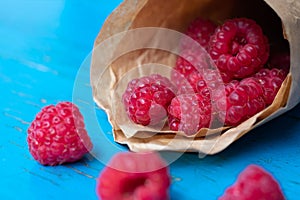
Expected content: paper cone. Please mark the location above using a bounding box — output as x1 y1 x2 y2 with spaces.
91 0 299 155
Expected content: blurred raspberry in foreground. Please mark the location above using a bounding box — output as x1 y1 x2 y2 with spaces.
97 151 171 200
219 164 285 200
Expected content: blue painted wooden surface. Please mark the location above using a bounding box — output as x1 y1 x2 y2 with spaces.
1 1 300 199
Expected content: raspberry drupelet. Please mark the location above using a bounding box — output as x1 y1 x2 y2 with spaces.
215 77 266 126
254 68 287 105
168 93 212 135
181 17 217 51
171 48 211 88
176 69 231 97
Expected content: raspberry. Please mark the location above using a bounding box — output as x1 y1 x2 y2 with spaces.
122 74 176 126
254 68 287 105
97 151 171 200
181 18 217 50
177 69 231 97
168 93 212 135
219 165 285 200
215 78 265 126
171 48 211 88
27 102 93 166
209 18 270 79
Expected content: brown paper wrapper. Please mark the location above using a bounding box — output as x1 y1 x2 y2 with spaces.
91 0 299 155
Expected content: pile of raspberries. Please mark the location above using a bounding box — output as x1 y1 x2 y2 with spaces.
122 17 289 135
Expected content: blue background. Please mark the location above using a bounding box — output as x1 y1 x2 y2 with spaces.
1 0 299 199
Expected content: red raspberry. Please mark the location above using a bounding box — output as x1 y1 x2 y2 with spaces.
168 93 212 135
171 48 211 88
122 74 176 126
254 68 287 105
177 69 231 97
209 18 270 79
27 102 93 166
97 151 171 200
181 18 217 50
215 78 265 126
219 165 285 200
